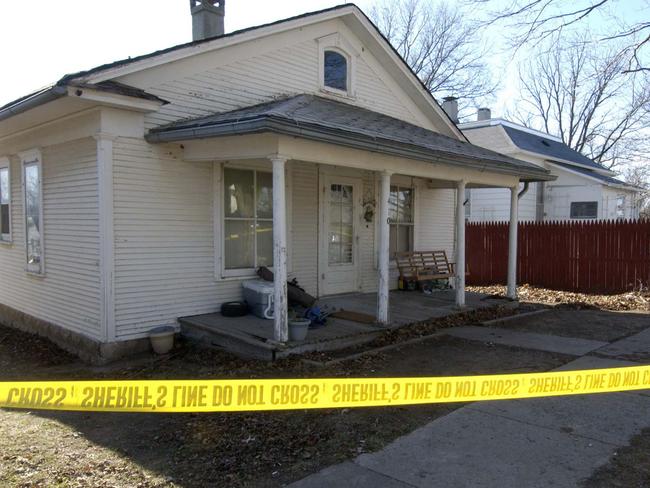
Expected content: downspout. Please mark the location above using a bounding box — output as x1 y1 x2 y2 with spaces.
518 181 530 199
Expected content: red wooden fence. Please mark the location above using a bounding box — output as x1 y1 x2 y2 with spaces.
466 220 650 294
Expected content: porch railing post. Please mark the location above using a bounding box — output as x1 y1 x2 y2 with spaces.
507 184 519 299
270 155 289 342
456 180 466 308
377 170 392 324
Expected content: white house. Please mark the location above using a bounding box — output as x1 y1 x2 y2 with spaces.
0 2 552 361
457 113 641 222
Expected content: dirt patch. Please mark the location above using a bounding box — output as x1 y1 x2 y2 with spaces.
0 321 571 488
581 428 650 488
468 284 650 312
493 309 650 342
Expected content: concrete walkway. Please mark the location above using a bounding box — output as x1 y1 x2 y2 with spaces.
290 326 650 488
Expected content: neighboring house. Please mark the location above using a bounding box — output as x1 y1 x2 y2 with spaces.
0 2 552 361
457 113 641 222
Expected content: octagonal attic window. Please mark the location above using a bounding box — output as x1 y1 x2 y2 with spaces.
324 50 348 92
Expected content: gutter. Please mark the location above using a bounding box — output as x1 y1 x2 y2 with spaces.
0 85 67 122
146 117 556 182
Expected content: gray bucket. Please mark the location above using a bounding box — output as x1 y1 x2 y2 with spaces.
289 319 310 341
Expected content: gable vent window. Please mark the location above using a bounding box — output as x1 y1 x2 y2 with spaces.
324 50 348 92
570 201 598 219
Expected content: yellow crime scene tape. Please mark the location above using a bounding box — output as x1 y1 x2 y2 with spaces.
2 365 650 413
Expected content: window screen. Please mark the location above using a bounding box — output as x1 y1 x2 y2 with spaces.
570 201 598 219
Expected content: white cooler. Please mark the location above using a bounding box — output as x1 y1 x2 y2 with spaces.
242 280 274 320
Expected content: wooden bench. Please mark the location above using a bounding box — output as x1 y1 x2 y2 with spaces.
395 250 467 283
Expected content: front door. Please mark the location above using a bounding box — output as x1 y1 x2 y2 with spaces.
319 175 361 296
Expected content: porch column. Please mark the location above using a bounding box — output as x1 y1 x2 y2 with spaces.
507 185 519 300
270 155 289 342
377 170 392 324
455 180 466 308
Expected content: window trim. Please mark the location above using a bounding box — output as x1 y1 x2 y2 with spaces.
317 33 357 99
214 161 292 280
389 184 416 257
0 157 11 244
570 201 598 220
19 149 44 276
616 194 626 219
322 48 350 94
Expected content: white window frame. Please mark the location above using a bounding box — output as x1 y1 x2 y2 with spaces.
317 33 357 99
0 157 11 244
214 161 292 280
19 149 44 276
389 184 416 257
616 194 626 219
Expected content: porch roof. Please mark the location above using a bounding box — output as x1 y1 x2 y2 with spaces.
146 95 555 182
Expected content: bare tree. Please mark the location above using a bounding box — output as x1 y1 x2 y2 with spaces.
370 0 496 114
623 165 650 218
510 36 650 168
469 0 650 73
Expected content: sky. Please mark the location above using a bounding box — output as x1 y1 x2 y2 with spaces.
0 0 645 115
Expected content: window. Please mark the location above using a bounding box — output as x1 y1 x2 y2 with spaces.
616 195 626 218
22 154 43 274
328 183 354 265
0 162 10 242
389 186 414 256
324 50 348 92
570 201 598 219
223 167 273 270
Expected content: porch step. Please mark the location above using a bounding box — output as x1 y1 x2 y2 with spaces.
179 313 383 361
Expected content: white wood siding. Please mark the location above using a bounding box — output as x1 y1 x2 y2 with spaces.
416 188 456 257
0 138 101 338
117 20 431 131
467 185 538 222
289 161 319 296
111 145 457 338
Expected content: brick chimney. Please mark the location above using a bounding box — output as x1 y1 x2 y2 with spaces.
442 96 459 124
190 0 225 41
477 108 491 121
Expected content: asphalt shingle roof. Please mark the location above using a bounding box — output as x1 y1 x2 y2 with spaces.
551 161 634 188
502 125 606 170
147 94 553 181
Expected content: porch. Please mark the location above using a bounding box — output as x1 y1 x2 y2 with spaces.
146 94 553 350
179 290 508 360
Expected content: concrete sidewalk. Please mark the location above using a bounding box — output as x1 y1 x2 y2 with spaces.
290 327 650 488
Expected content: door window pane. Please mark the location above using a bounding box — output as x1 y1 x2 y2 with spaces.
328 183 354 265
24 163 42 273
224 220 254 269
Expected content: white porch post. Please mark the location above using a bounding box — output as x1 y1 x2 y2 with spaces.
377 170 392 324
507 185 519 300
270 155 289 342
455 180 466 308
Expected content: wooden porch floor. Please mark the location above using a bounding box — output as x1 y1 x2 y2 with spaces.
179 290 507 360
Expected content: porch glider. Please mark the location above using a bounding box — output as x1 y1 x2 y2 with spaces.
146 94 553 182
